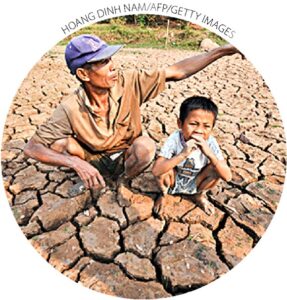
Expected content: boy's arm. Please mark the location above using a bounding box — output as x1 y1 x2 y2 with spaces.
192 135 232 182
152 154 187 177
152 138 197 176
206 153 232 182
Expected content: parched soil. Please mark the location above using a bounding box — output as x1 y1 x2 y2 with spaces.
1 46 286 298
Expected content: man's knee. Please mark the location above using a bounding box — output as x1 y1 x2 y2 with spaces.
124 136 156 178
132 136 156 164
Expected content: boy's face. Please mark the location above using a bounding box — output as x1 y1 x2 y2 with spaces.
178 109 215 141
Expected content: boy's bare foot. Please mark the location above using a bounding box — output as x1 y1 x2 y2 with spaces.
160 184 170 196
194 193 215 216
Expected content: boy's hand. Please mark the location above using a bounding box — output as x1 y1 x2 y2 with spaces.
181 139 198 157
191 135 213 157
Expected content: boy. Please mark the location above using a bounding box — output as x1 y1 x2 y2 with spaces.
152 96 232 215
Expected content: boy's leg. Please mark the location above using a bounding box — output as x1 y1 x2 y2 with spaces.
124 136 156 178
194 164 220 215
156 169 176 195
196 163 220 191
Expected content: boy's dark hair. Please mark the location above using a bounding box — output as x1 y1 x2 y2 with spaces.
179 96 218 125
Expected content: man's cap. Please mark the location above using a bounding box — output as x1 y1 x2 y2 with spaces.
65 34 123 75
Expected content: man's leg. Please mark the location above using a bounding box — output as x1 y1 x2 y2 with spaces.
193 164 220 215
50 137 86 159
50 138 107 195
124 136 156 178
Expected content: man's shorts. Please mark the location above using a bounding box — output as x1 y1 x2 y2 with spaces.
84 148 126 180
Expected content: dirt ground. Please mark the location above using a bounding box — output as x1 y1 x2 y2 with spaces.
1 46 286 298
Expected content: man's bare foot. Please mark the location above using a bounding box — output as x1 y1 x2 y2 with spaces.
194 193 215 216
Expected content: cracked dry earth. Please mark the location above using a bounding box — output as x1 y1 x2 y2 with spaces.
1 46 287 298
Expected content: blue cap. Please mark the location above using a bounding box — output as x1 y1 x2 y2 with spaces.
65 34 122 75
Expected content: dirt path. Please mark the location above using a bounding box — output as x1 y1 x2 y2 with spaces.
1 46 286 298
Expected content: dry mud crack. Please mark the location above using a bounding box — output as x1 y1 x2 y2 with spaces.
1 46 286 298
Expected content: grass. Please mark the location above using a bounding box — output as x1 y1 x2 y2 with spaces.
59 21 226 50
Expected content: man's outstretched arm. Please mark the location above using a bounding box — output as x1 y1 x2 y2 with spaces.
165 44 241 81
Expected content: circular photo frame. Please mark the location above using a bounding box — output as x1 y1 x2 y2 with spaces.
1 4 286 300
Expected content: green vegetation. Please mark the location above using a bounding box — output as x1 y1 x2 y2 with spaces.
207 261 218 270
188 235 193 241
59 15 226 50
256 182 264 189
268 188 277 195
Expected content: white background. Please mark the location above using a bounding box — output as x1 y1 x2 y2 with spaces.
0 0 286 299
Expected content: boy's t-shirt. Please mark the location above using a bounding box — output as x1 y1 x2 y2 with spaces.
159 130 224 194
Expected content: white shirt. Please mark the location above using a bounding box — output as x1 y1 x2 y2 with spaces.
159 130 224 194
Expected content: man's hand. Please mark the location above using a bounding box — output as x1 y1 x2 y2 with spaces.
165 43 245 82
72 156 106 190
23 139 106 190
221 44 245 59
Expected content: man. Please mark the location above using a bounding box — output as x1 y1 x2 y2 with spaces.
24 34 241 192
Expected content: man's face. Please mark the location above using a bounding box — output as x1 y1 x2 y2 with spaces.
178 109 215 141
81 57 118 89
